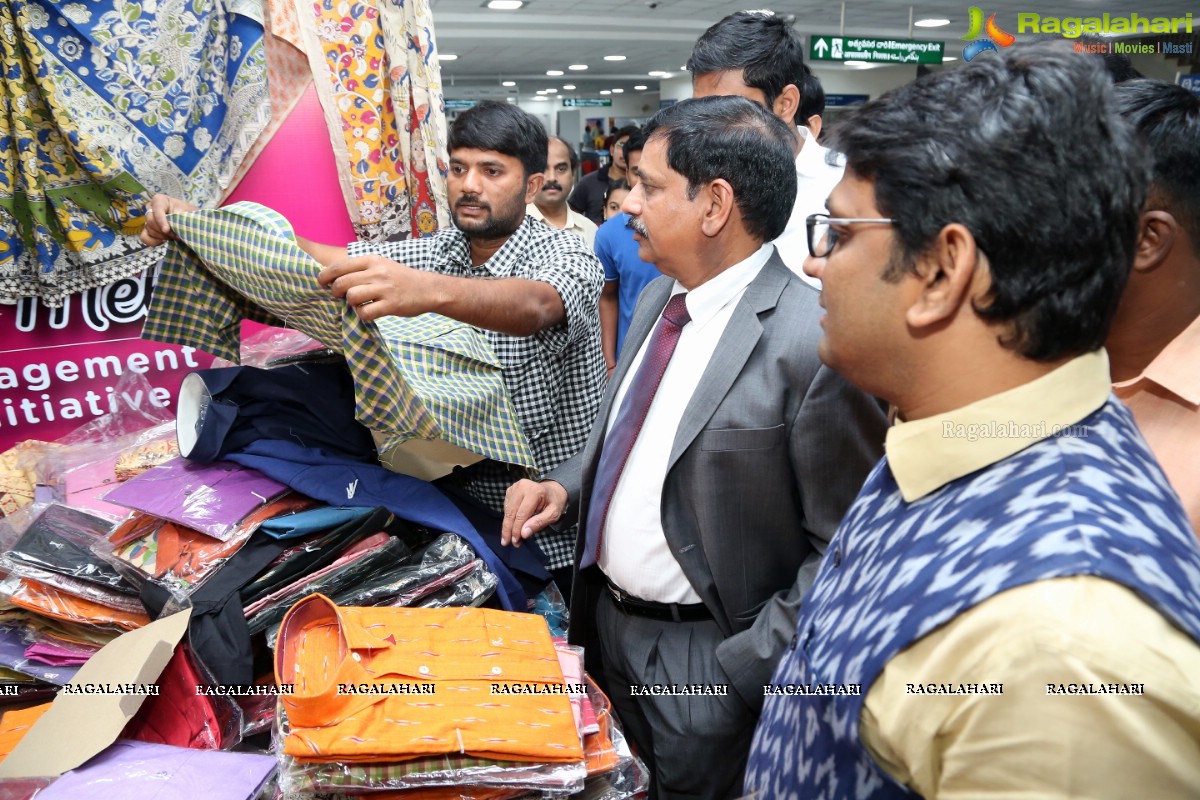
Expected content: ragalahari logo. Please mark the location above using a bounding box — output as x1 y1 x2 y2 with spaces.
961 7 1016 61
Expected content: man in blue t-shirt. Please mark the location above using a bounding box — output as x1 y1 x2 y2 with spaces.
595 129 661 374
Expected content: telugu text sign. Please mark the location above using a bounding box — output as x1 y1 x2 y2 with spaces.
810 36 945 64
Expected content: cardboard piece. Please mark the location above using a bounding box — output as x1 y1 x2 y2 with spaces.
0 609 191 778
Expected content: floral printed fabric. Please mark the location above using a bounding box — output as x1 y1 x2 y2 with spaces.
0 0 270 305
299 0 449 242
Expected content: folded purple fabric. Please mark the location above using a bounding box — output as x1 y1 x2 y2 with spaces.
103 458 289 541
0 626 79 685
40 740 276 800
23 643 91 667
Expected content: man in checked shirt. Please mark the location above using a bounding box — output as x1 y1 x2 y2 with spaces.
142 101 605 601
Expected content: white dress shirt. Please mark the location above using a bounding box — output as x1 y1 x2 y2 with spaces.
771 130 845 289
599 244 773 603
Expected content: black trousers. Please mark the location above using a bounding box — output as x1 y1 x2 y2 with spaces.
595 591 757 800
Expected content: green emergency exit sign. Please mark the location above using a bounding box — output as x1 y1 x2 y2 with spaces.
809 36 945 64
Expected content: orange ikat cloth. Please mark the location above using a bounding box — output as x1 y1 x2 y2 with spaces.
276 595 583 763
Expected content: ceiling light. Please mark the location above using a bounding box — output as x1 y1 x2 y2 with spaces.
536 90 547 95
563 84 576 90
600 90 612 95
648 70 671 78
532 95 547 101
547 69 563 76
611 88 624 93
634 85 647 90
914 18 950 27
486 0 523 9
438 54 458 61
569 64 588 71
545 88 558 93
603 55 626 61
844 60 870 67
680 65 686 70
942 56 958 62
502 80 516 86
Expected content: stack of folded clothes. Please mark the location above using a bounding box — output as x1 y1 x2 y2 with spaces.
273 597 647 799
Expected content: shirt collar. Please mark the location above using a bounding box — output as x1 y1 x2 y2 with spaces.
886 350 1111 502
795 134 831 178
447 215 536 277
1112 313 1200 406
670 243 772 329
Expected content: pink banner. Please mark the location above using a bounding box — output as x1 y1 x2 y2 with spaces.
1 86 354 452
0 273 207 450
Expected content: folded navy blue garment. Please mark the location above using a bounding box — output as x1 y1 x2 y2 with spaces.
223 440 524 610
176 362 377 464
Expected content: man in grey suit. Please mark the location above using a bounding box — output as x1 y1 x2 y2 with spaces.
503 96 885 800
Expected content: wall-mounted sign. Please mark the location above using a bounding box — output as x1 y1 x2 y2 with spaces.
563 98 613 107
810 36 944 64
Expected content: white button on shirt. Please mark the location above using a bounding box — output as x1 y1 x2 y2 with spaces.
598 244 773 603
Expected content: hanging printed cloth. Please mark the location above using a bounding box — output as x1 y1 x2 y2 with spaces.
297 0 449 242
0 0 270 305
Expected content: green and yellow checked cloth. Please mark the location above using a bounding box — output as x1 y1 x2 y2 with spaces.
143 202 535 469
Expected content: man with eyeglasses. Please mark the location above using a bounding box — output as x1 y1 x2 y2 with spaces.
744 42 1200 799
504 95 886 799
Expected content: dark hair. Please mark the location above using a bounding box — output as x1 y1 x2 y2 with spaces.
548 135 579 172
604 178 631 206
1113 79 1200 253
830 41 1150 362
687 10 809 124
799 72 825 125
644 95 797 242
1044 35 1143 83
612 125 639 146
622 128 646 159
448 100 547 177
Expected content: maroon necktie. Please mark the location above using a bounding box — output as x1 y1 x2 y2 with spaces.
581 293 690 568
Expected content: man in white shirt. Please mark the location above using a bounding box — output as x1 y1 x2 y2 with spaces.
688 10 843 287
503 96 885 800
528 135 598 247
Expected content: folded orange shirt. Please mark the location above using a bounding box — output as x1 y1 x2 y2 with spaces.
276 595 582 764
8 579 150 631
0 702 52 761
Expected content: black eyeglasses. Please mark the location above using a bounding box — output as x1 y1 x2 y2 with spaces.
806 214 897 258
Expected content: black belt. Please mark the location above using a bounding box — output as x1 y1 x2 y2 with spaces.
605 581 712 623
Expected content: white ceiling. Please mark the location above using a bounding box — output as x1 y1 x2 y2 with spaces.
431 0 1199 99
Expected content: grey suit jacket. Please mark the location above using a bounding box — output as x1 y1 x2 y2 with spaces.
553 252 887 710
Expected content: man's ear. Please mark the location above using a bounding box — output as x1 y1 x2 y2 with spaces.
1133 209 1178 274
524 173 545 203
772 84 801 127
698 179 736 238
905 223 981 331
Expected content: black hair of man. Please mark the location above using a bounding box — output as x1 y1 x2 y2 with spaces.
1113 79 1200 252
687 10 810 124
621 128 646 160
644 95 797 243
612 125 639 147
448 100 548 177
799 72 826 125
829 41 1151 362
548 135 579 172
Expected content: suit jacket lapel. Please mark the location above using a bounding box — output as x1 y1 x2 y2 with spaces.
579 277 674 510
667 255 790 471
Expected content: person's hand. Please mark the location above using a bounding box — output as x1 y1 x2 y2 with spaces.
317 255 436 321
139 194 199 247
502 479 568 547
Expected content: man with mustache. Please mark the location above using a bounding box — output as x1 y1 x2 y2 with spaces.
503 96 886 799
142 100 605 599
528 136 597 247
